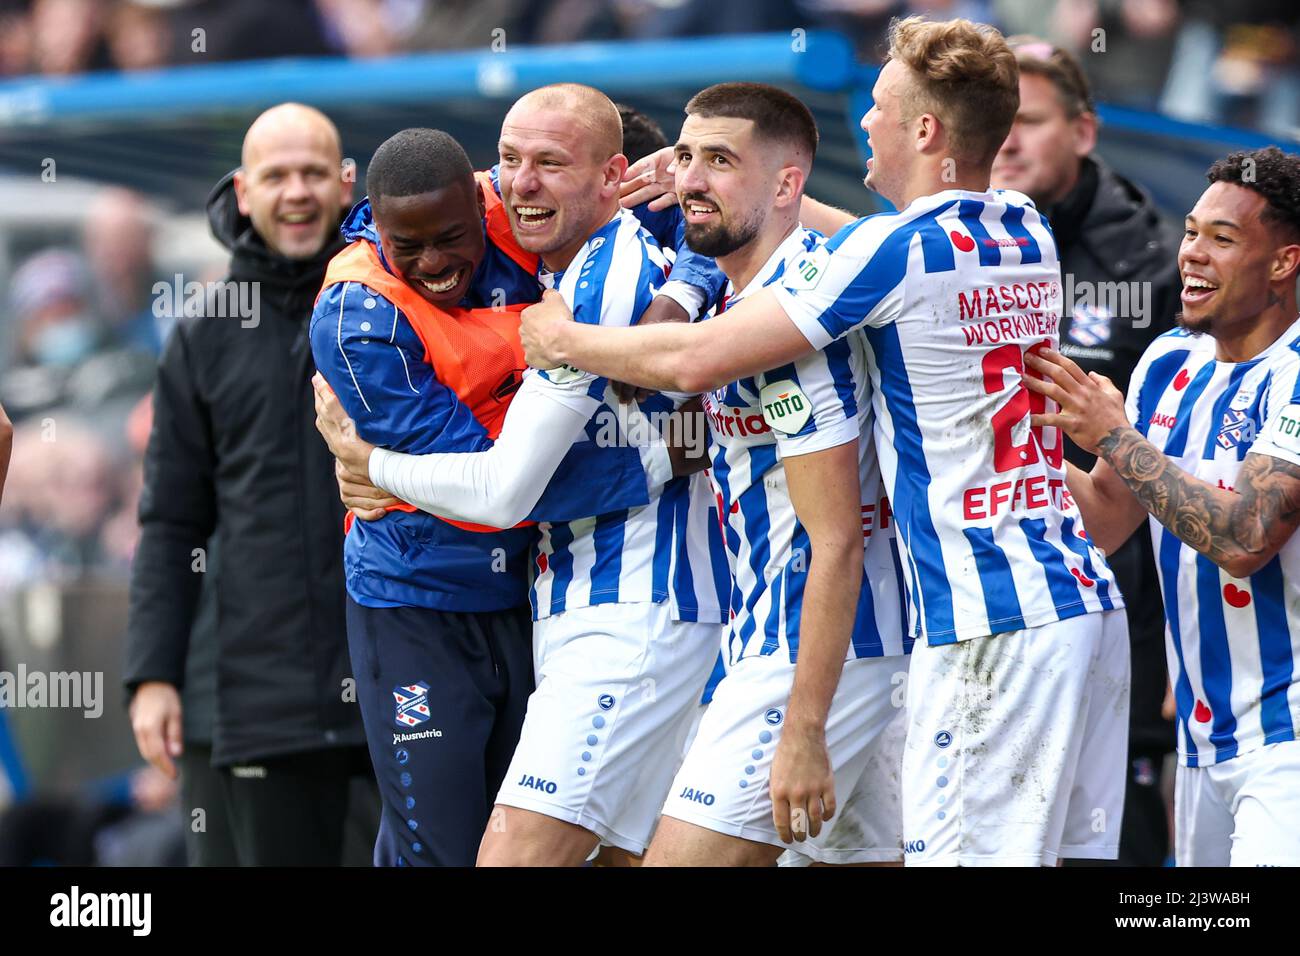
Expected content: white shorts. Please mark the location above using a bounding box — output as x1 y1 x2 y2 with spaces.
1175 739 1300 866
662 652 908 861
494 601 721 854
778 704 907 866
901 608 1129 867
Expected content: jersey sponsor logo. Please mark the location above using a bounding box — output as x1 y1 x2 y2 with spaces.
861 497 892 538
960 311 1060 347
540 364 586 386
759 380 811 434
597 693 616 711
1223 583 1251 608
956 281 1060 322
903 839 927 854
1066 303 1112 347
393 728 443 745
517 774 558 794
1149 411 1177 429
1263 403 1300 454
961 475 1073 520
783 246 829 291
393 681 432 728
1230 388 1256 411
678 786 716 806
491 368 526 402
1216 409 1256 450
702 392 771 438
949 229 975 253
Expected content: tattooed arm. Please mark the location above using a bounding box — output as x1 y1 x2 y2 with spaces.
1025 348 1300 577
1095 427 1300 577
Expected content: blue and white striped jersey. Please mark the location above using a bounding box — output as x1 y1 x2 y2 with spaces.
529 208 729 623
1126 320 1300 767
772 189 1121 645
704 226 910 666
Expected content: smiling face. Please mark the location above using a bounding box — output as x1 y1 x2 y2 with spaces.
235 113 350 260
497 104 625 270
1178 181 1284 336
860 58 914 206
991 72 1095 206
373 178 486 308
673 114 775 258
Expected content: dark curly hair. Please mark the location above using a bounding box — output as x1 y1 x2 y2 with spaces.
1207 147 1300 244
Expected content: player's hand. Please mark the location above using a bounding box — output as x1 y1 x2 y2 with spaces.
520 289 577 370
610 295 687 403
336 458 397 521
769 723 835 843
620 146 678 212
129 681 183 780
312 372 376 479
1023 348 1128 455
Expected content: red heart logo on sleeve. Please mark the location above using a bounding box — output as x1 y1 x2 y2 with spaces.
1070 566 1095 587
949 230 976 253
536 552 548 574
1223 584 1251 608
1173 368 1191 391
1194 699 1212 722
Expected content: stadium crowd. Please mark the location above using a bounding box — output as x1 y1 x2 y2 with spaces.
0 0 1296 134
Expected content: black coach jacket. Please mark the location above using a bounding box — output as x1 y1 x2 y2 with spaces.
123 173 364 766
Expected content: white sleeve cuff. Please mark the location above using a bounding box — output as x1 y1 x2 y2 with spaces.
656 281 708 320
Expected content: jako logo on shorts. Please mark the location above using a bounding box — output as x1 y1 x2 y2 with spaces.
904 839 927 854
517 774 558 794
679 787 715 806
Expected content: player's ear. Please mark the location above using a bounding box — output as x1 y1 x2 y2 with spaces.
603 153 629 196
774 165 805 209
1270 240 1300 285
233 168 250 216
915 112 941 154
1072 111 1098 158
475 180 486 220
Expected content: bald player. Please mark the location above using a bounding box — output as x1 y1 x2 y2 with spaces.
314 84 729 866
125 103 376 866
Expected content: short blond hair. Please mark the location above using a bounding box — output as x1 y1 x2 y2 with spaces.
886 16 1019 166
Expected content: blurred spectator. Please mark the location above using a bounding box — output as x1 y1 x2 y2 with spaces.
1 248 156 423
0 0 32 76
1161 1 1300 138
0 399 10 510
0 762 185 866
105 0 174 71
174 0 333 62
314 0 414 57
402 0 531 51
83 187 169 354
0 415 127 586
30 0 111 74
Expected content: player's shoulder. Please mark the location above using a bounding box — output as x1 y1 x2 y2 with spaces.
1137 325 1212 363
